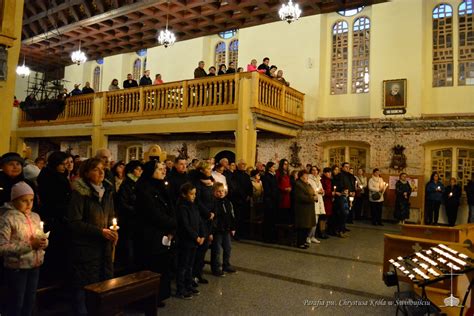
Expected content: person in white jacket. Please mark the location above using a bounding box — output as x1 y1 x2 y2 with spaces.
307 167 326 244
368 168 388 226
0 181 48 316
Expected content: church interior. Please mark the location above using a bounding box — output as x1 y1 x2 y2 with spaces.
0 0 474 315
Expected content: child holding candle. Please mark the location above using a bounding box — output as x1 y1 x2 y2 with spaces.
0 181 48 316
175 182 204 299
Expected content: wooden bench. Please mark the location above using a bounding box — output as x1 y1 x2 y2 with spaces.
84 270 160 316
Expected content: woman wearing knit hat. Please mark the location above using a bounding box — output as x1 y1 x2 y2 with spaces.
0 181 48 316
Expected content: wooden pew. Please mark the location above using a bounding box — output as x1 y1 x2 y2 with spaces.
400 223 474 245
84 270 160 316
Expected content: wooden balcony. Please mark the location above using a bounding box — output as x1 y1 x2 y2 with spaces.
18 72 304 128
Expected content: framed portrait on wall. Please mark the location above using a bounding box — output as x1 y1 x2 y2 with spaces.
383 79 407 109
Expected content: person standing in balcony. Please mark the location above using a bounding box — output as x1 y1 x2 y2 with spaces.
123 73 138 89
268 65 278 78
140 70 152 86
70 84 82 96
247 59 258 72
218 64 227 75
226 61 236 74
194 61 207 78
82 82 94 94
257 57 270 74
154 74 164 85
276 70 290 86
108 79 120 91
208 66 216 76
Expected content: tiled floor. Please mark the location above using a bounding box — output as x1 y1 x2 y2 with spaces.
162 222 404 315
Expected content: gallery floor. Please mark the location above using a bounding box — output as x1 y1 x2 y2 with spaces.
162 222 401 315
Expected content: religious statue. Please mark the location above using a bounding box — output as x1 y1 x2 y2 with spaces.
177 143 189 160
390 144 407 170
289 142 302 168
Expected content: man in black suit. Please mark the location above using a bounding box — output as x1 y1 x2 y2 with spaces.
123 73 138 89
139 70 152 86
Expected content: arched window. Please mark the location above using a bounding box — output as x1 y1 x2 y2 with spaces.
331 21 349 95
93 66 101 92
432 4 454 87
327 145 367 170
228 39 239 67
215 41 226 67
133 58 142 80
458 0 474 85
431 147 474 187
352 17 370 93
126 145 143 163
219 30 237 39
143 57 148 75
337 7 364 17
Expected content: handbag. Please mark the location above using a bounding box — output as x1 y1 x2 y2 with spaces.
371 192 381 200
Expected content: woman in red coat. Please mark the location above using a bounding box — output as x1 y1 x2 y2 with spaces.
321 167 334 235
276 159 292 224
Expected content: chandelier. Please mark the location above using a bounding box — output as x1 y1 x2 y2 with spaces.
157 1 176 47
71 41 87 65
16 57 31 78
279 0 302 23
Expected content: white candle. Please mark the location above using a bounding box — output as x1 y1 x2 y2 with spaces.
437 186 441 190
449 192 453 197
112 218 117 230
349 196 354 202
164 181 169 186
40 221 44 232
333 186 336 191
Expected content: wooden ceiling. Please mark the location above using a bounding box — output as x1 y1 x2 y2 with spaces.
20 0 388 73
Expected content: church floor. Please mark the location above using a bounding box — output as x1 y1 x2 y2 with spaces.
162 222 403 315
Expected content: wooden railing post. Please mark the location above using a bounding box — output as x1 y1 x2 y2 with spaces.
251 71 260 110
182 81 188 112
92 92 107 153
139 87 145 115
281 85 286 116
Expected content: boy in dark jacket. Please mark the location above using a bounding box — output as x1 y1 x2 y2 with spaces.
175 183 204 299
211 182 237 276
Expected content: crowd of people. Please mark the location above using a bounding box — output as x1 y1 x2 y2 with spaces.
1 149 473 315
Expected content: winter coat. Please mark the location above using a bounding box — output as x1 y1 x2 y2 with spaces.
176 198 202 248
369 176 386 202
444 184 462 209
135 178 176 256
232 170 253 207
116 174 139 234
294 180 316 229
262 172 279 211
394 180 412 221
276 171 291 209
66 178 115 287
465 180 474 205
0 205 47 269
340 171 356 193
309 175 325 215
212 197 236 234
193 176 215 237
321 175 333 216
425 181 445 202
166 168 189 205
0 171 38 210
37 166 72 224
139 75 152 86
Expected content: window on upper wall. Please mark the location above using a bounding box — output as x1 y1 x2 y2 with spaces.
93 66 101 92
143 57 148 74
352 17 370 93
431 146 474 187
228 39 239 67
338 7 364 17
219 30 237 39
458 0 474 85
215 41 226 67
133 58 141 80
331 21 349 94
432 4 454 87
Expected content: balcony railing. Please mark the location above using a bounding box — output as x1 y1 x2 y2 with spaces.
18 72 304 128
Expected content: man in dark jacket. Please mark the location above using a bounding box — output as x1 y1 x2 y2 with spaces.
194 61 207 78
123 73 138 88
139 70 152 86
70 84 82 96
82 82 95 94
226 61 236 74
262 162 279 243
466 175 474 223
167 157 189 204
257 57 270 74
231 160 253 239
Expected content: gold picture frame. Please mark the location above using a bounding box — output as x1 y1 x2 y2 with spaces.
383 79 407 109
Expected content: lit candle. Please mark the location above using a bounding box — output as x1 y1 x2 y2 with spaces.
164 181 169 186
349 196 354 202
333 186 337 191
40 221 44 232
449 192 453 197
112 218 117 230
437 186 441 190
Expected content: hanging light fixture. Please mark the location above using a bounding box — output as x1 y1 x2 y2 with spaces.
279 0 302 24
71 41 87 65
157 1 176 47
16 56 31 78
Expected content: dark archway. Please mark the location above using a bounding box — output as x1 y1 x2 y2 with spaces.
214 150 235 163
